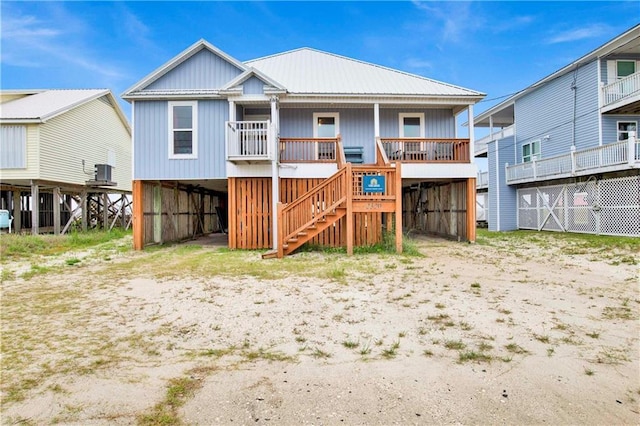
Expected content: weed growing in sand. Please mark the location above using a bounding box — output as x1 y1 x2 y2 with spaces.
423 349 434 357
533 334 551 344
65 257 81 266
444 340 466 350
586 331 600 339
505 343 530 355
312 348 332 359
602 306 634 320
381 341 400 359
584 367 595 376
458 351 492 363
359 342 372 356
342 339 359 349
547 348 555 357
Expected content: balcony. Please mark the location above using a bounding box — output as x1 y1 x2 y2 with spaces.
477 171 489 189
506 136 640 185
279 137 341 163
602 71 640 114
474 125 514 157
226 121 273 163
379 138 470 163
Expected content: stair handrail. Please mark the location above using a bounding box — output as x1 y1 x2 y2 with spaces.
278 164 350 256
375 137 390 165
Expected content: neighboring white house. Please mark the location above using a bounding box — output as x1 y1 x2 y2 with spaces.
0 89 132 234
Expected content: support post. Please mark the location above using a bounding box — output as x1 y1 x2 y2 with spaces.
30 181 39 235
466 178 477 242
346 163 354 256
374 103 380 138
228 178 237 249
628 131 636 166
153 184 162 244
53 187 61 235
132 181 144 249
271 95 280 251
468 104 475 160
102 192 109 230
395 162 403 253
81 190 88 231
12 190 21 233
570 145 577 174
277 203 284 258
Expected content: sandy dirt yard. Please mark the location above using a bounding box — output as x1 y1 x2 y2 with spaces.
1 232 639 425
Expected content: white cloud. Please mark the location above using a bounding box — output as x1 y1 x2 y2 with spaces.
545 23 611 44
1 4 128 83
405 58 433 71
410 0 484 44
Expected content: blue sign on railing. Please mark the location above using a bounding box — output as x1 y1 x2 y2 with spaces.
363 175 385 193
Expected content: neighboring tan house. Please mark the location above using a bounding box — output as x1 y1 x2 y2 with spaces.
0 89 132 234
123 40 485 256
474 24 640 237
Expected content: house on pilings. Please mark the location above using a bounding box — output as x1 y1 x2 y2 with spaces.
122 40 485 257
0 89 132 234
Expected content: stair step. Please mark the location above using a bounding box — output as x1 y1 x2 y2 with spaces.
261 249 278 259
297 231 308 237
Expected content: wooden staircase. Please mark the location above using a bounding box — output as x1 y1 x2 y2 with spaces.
263 138 403 259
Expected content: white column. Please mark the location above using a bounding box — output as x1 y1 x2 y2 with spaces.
30 181 39 235
271 96 279 250
489 115 494 141
468 104 475 159
374 103 380 138
628 131 636 166
228 100 236 122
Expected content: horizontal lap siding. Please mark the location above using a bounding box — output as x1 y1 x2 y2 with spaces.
39 97 131 191
602 114 640 144
145 49 243 90
134 100 227 180
516 59 599 159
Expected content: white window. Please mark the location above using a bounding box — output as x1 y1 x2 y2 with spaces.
522 140 541 163
313 112 339 138
399 113 425 138
168 101 198 159
617 121 637 141
616 60 636 79
0 125 26 169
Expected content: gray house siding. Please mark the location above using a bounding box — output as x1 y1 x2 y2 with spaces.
379 108 455 138
134 100 228 180
145 50 243 91
279 107 456 164
515 59 599 161
487 136 517 231
602 114 640 144
243 77 265 95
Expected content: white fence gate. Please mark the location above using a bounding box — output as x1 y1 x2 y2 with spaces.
476 192 488 222
517 175 640 237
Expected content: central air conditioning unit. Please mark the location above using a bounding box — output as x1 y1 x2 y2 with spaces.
95 164 112 181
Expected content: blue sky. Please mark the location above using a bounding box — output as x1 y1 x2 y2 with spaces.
2 1 638 120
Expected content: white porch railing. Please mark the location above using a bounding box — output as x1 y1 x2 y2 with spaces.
226 121 272 160
602 71 640 106
506 132 639 184
477 171 489 189
475 125 514 156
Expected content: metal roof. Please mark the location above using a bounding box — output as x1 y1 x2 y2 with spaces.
0 89 131 132
246 48 484 98
1 89 108 121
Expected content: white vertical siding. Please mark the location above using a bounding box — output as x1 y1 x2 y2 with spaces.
134 99 228 180
39 96 132 191
0 124 40 180
0 125 26 168
146 49 243 91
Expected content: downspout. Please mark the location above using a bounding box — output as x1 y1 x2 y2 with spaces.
271 96 279 251
571 65 578 148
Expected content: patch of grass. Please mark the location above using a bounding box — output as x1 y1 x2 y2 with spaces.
359 342 372 356
342 339 359 349
478 342 493 352
584 367 595 376
444 340 466 350
458 351 493 363
427 313 450 322
381 341 400 359
547 347 555 357
243 348 295 362
434 303 446 309
586 331 600 339
311 348 332 359
533 334 551 344
65 258 81 266
470 282 481 289
423 349 434 357
459 321 473 331
504 343 530 355
602 306 635 320
138 367 214 426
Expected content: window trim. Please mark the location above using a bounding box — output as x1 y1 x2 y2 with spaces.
168 101 198 159
616 60 636 80
522 139 541 163
399 113 425 138
313 112 340 138
617 120 637 141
